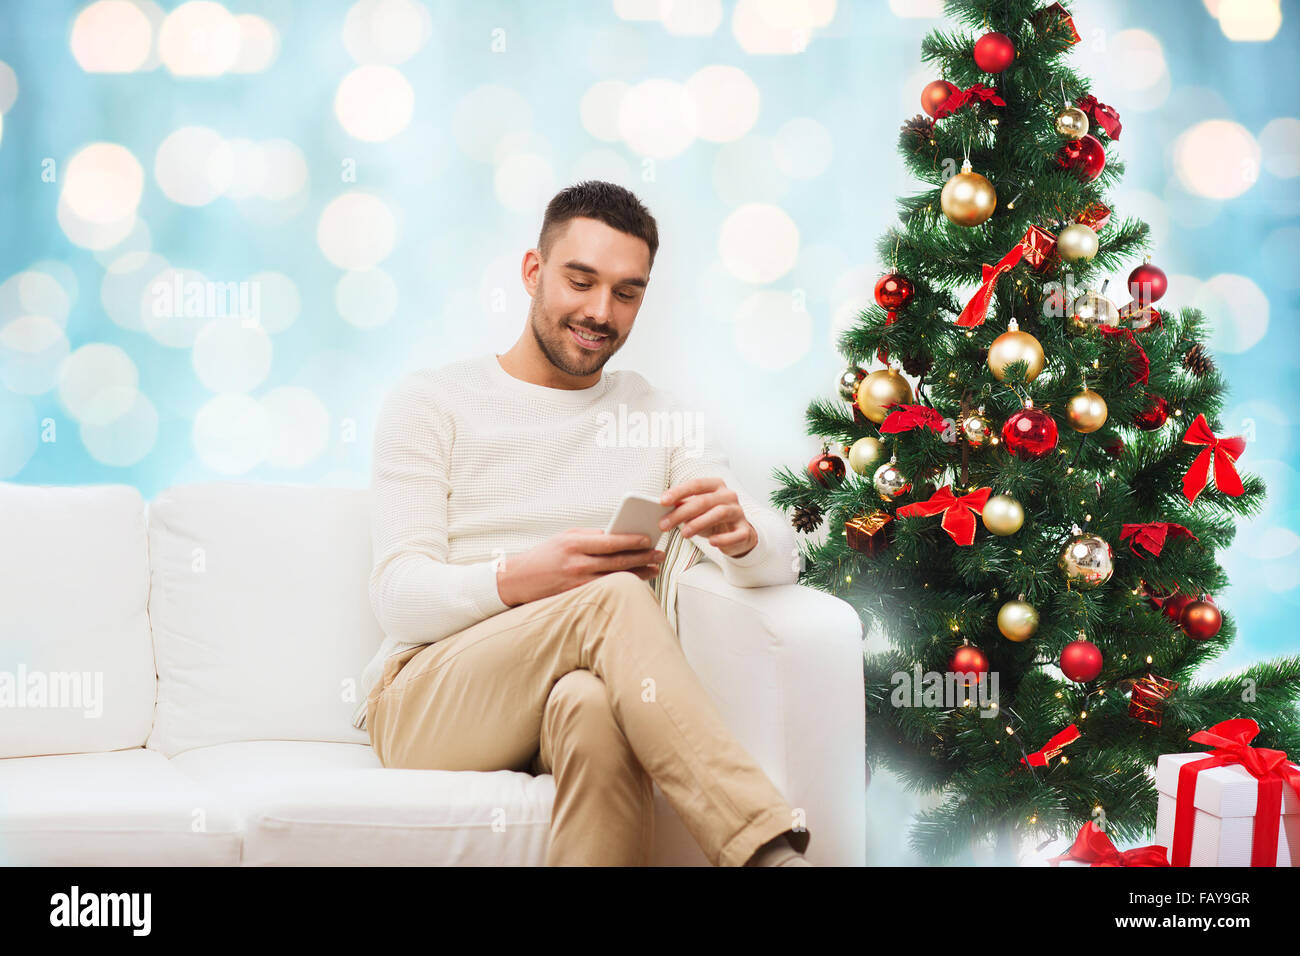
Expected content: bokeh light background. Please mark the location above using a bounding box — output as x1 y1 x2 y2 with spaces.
1 0 1296 862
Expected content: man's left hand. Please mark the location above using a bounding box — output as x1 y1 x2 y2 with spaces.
660 477 758 558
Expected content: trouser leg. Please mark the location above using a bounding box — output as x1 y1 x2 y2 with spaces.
531 669 654 866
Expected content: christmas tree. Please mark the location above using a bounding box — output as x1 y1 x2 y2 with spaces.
771 0 1300 863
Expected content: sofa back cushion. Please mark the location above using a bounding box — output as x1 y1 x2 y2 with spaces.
0 483 156 758
146 482 383 757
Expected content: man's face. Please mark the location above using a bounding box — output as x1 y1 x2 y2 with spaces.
524 216 650 378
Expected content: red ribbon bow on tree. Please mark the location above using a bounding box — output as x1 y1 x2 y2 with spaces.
1021 724 1080 768
1119 522 1197 557
933 83 1007 119
896 484 991 546
1172 718 1300 867
1096 325 1151 385
880 404 947 435
1076 94 1122 140
1050 821 1170 867
1181 415 1246 504
957 226 1056 327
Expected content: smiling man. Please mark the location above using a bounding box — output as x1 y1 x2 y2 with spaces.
356 180 811 867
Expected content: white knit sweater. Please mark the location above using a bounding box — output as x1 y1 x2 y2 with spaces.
352 352 800 729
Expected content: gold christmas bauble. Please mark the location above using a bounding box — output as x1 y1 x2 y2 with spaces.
1054 105 1090 139
1056 223 1099 263
1067 388 1109 433
848 436 886 475
961 412 993 446
855 368 914 423
940 163 997 227
997 599 1039 642
981 493 1024 536
1058 533 1114 589
986 328 1045 382
1069 290 1121 333
873 461 909 500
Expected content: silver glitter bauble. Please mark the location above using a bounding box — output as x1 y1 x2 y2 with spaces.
873 461 908 500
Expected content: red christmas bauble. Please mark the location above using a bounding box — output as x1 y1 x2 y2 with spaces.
1002 407 1059 460
1158 591 1194 623
807 452 845 487
1128 263 1168 306
1133 395 1170 431
1180 600 1222 641
1056 134 1106 182
1060 639 1103 683
874 273 915 311
1104 437 1125 459
948 645 989 684
921 80 958 118
973 32 1015 73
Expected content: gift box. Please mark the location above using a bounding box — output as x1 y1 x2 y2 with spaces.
844 511 893 555
1155 720 1300 867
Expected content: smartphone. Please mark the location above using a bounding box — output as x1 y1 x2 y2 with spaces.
604 492 674 549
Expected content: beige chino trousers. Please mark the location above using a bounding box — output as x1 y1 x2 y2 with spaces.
366 570 810 866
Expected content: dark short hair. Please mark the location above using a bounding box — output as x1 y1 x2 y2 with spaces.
538 180 659 271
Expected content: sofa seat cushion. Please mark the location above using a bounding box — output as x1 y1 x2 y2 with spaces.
168 741 555 865
0 749 242 865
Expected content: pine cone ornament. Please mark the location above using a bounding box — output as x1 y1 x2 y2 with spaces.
900 114 935 145
792 502 823 533
901 351 932 377
1182 343 1214 378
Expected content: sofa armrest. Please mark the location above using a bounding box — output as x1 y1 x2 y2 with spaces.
667 561 866 866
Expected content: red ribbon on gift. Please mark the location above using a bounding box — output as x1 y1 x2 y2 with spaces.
1051 821 1170 867
1097 325 1150 386
957 226 1057 327
1182 415 1246 504
1076 201 1112 232
880 404 947 435
933 83 1007 119
1033 2 1081 45
896 484 991 545
1119 522 1197 557
1077 94 1122 140
1021 724 1080 768
1171 718 1300 867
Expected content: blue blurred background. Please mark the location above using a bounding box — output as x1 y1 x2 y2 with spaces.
0 0 1295 862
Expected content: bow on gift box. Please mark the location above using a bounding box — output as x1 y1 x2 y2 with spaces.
1077 94 1122 140
1181 415 1246 504
1021 724 1080 768
1097 325 1150 386
933 83 1007 119
880 403 947 435
957 226 1056 327
1051 821 1170 867
896 484 991 545
1119 522 1197 557
1172 718 1300 867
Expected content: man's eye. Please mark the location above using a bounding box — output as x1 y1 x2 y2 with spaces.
617 291 636 301
570 281 591 290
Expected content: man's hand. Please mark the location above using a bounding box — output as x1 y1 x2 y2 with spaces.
495 529 664 608
659 477 758 559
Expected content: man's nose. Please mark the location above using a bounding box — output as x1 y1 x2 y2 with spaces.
585 286 614 324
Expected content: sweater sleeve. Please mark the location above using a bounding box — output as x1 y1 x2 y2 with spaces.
367 372 510 645
666 398 801 589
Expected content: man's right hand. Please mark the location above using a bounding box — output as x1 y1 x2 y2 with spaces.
495 528 664 608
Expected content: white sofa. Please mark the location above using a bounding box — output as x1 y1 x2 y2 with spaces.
0 481 867 866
